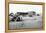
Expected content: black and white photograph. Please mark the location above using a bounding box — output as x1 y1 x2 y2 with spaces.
9 4 43 30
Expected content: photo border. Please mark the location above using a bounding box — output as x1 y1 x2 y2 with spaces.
5 0 45 33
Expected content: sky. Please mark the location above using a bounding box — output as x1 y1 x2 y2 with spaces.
9 4 42 15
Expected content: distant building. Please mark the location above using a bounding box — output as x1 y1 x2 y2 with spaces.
17 12 28 16
16 11 36 17
28 11 36 17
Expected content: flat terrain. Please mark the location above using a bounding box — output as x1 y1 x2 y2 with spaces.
9 16 42 30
